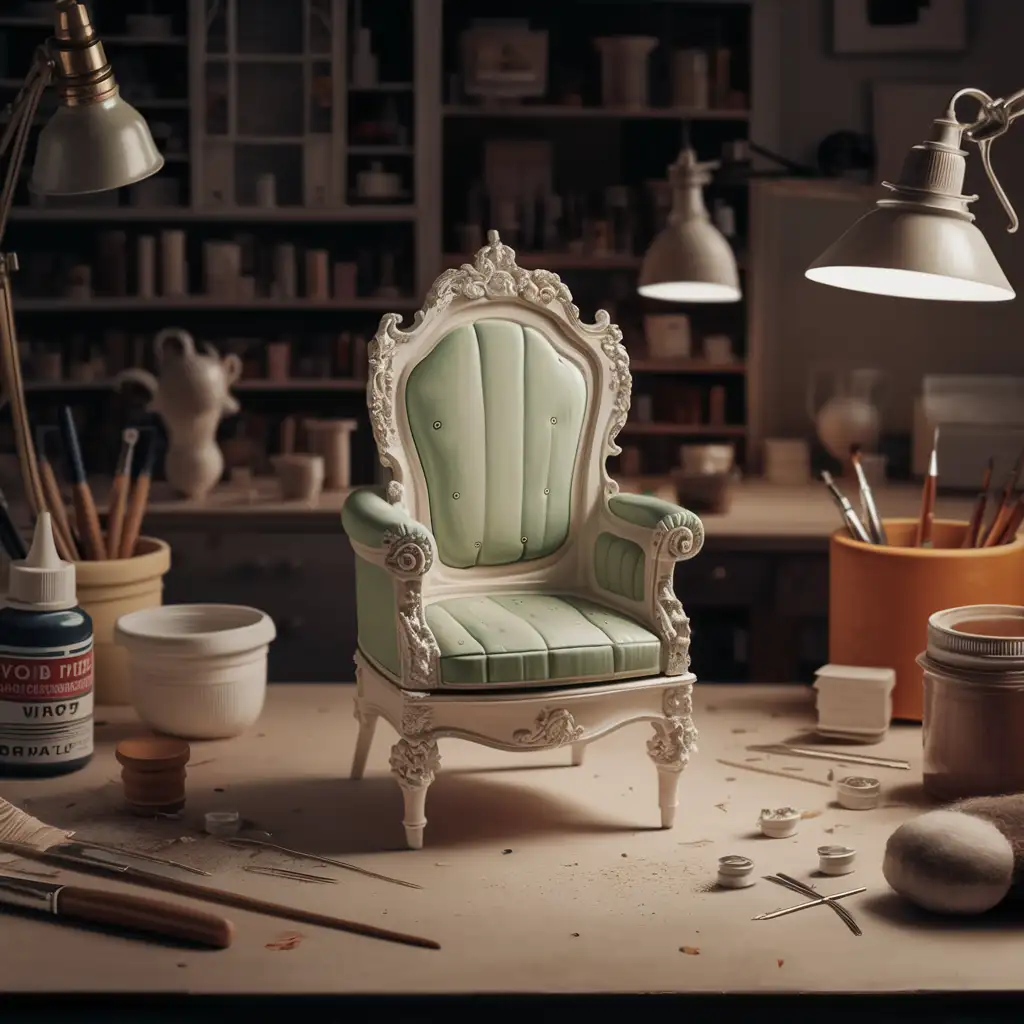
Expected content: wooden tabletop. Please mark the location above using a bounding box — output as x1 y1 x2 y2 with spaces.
0 683 1006 999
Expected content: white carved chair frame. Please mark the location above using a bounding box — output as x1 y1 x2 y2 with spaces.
347 231 704 849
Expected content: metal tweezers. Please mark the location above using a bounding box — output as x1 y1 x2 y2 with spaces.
759 873 864 935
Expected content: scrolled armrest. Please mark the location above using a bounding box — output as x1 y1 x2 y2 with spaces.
606 493 705 562
341 486 436 577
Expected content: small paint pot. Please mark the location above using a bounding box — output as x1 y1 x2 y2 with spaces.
818 844 856 875
758 807 801 838
204 810 241 837
836 775 881 810
717 854 755 888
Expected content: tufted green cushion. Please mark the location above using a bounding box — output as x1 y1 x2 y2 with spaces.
405 319 588 568
423 593 661 687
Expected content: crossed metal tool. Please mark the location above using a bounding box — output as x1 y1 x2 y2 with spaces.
753 873 865 935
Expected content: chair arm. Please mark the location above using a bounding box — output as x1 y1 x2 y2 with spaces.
342 487 441 688
605 493 705 563
342 486 436 577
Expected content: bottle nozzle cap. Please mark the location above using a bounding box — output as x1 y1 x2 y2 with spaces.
6 511 78 611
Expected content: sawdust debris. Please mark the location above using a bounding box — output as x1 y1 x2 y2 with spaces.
745 757 762 762
731 728 749 734
265 931 304 951
706 705 719 712
679 946 700 955
782 765 804 772
502 848 513 855
800 809 822 819
777 959 785 968
714 803 728 813
725 777 736 782
571 932 580 938
678 839 712 847
190 759 216 767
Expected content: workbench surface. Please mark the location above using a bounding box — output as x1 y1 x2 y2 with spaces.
0 684 1011 999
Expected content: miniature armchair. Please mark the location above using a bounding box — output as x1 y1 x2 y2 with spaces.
341 232 705 849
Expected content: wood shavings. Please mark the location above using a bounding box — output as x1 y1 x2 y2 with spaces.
781 765 805 772
714 803 729 813
680 946 701 955
800 810 823 820
265 931 304 951
716 759 832 787
777 959 785 968
189 759 216 767
678 839 712 847
0 796 74 849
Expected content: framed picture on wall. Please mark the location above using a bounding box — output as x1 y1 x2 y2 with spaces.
833 0 967 54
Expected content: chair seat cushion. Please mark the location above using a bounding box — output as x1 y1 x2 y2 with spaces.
424 593 662 687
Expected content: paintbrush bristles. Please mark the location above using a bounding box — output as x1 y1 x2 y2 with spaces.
0 796 73 850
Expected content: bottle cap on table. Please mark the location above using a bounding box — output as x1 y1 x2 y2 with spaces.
835 775 881 810
717 854 755 888
817 844 856 875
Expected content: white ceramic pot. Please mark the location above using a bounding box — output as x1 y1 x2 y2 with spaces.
115 604 276 740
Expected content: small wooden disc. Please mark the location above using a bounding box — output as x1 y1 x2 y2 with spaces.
115 736 191 771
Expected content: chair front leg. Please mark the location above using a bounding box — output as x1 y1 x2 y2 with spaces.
390 736 441 849
646 685 698 828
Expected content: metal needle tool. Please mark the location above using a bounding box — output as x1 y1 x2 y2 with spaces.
767 873 862 935
754 881 865 928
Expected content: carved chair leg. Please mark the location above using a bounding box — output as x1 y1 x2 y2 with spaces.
647 719 691 829
570 742 586 766
350 708 378 780
389 737 440 850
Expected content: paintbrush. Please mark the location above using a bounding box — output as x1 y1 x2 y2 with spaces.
0 798 439 950
58 406 105 560
0 486 26 560
118 430 158 559
105 427 139 558
981 448 1024 547
963 457 994 548
849 445 886 544
34 426 78 561
820 470 871 543
0 873 234 948
996 493 1024 545
916 427 939 547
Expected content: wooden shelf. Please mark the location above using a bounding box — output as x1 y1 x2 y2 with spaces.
24 378 368 393
444 251 640 270
629 360 746 374
444 105 749 121
349 83 414 92
619 423 746 437
102 35 188 46
13 297 417 313
9 205 419 222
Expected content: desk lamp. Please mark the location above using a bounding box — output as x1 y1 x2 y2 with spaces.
0 0 163 526
806 86 1020 302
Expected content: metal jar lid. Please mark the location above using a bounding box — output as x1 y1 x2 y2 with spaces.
925 605 1024 674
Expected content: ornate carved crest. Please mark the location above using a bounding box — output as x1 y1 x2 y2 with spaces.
394 579 441 688
401 702 434 737
367 230 631 497
389 737 440 789
383 526 434 578
512 707 585 747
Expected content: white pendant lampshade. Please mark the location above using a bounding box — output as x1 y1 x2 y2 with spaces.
638 148 741 303
806 117 1014 302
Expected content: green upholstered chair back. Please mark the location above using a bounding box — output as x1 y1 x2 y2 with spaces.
405 318 588 569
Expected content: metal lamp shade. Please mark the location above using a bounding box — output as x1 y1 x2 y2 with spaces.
638 218 742 303
29 92 164 196
806 204 1014 302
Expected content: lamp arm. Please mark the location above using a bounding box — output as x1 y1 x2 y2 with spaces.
0 46 56 525
947 85 1024 235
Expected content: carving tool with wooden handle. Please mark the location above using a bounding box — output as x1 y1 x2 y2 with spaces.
58 406 105 560
0 840 440 950
915 427 939 547
0 873 234 948
106 427 139 558
34 427 78 561
118 431 158 559
981 448 1024 547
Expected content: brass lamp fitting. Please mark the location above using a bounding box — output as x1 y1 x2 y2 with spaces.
49 0 118 106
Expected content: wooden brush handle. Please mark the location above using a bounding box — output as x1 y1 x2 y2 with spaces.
71 481 106 561
56 886 234 948
118 474 151 559
106 473 130 559
38 461 79 561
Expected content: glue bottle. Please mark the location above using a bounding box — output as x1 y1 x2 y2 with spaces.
0 512 94 777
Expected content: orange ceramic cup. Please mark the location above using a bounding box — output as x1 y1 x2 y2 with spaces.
829 518 1024 722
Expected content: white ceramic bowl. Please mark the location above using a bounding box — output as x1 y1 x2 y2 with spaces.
115 604 276 740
